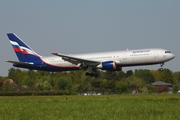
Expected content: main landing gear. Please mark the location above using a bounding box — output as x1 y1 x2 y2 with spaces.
85 72 99 77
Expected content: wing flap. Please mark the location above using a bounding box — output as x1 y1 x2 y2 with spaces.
51 52 100 66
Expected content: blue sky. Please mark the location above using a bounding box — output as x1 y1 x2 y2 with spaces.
0 1 179 76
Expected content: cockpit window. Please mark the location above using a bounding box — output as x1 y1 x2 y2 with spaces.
165 51 171 53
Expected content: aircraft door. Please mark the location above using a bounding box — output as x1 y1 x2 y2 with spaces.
154 51 159 59
123 53 127 60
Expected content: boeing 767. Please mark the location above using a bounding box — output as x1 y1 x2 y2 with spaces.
6 33 175 77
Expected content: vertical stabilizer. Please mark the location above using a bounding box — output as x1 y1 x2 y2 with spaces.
7 33 41 62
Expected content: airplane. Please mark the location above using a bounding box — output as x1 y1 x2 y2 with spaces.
6 33 175 77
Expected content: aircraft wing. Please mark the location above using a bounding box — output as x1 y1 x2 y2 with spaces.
51 52 100 66
6 60 33 66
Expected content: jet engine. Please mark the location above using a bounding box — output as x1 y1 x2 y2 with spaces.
101 61 116 70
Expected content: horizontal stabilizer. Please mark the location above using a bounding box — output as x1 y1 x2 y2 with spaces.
6 60 34 66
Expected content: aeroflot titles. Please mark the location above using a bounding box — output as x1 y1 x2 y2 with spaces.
132 50 150 53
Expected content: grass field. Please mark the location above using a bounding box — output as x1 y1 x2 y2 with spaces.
0 94 180 120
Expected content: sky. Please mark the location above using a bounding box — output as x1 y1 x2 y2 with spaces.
0 1 179 76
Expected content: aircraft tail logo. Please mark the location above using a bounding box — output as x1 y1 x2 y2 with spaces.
7 33 41 62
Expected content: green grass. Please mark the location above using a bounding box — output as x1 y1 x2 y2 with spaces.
0 94 180 120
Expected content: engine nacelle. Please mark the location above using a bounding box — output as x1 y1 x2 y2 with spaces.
101 61 116 70
108 67 122 71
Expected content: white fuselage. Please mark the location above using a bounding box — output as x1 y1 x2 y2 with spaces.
42 48 175 68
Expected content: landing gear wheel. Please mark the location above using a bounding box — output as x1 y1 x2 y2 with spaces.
160 63 164 68
85 72 90 76
85 72 99 77
90 73 94 77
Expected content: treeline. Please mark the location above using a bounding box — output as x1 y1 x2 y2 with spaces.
0 68 180 94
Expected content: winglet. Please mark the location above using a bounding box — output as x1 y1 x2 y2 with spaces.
51 52 58 55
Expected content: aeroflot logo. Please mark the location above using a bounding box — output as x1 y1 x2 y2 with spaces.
10 40 39 56
132 50 150 53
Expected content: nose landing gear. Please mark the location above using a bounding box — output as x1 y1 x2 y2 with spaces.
160 63 164 71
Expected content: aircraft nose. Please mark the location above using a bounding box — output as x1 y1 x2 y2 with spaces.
170 53 175 59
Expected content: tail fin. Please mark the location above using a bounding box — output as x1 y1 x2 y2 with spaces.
7 33 41 62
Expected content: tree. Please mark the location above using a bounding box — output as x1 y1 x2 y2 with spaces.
150 70 160 81
106 80 116 93
172 71 180 84
35 83 44 91
116 71 126 81
0 76 7 82
104 71 117 80
8 68 16 78
43 81 52 91
21 76 34 87
173 84 179 94
78 76 93 92
56 77 72 91
158 68 174 84
135 69 155 84
115 82 129 94
124 76 145 93
126 70 134 77
8 68 24 85
91 78 106 92
147 85 157 94
5 67 179 94
27 70 36 80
